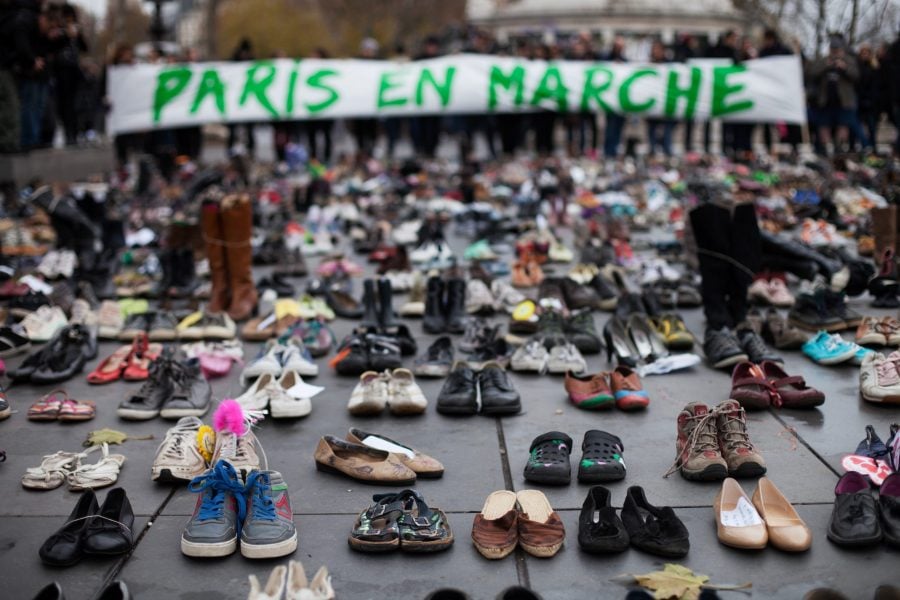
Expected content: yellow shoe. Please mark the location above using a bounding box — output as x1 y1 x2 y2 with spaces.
652 314 695 351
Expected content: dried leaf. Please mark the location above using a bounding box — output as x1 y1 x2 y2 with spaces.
83 428 130 447
633 564 709 600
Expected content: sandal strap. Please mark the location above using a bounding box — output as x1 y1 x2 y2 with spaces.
770 375 805 388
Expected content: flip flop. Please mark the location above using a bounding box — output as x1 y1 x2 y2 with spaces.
842 454 893 486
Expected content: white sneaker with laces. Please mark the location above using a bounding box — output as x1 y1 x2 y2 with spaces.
151 416 207 482
22 305 68 342
510 339 549 372
387 368 427 415
241 341 284 385
280 342 319 377
237 373 277 412
547 342 586 374
347 371 389 416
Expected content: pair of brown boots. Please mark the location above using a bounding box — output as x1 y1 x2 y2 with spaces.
201 194 257 321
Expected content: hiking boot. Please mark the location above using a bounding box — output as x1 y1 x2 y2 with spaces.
716 400 767 478
823 289 862 329
789 291 845 332
763 308 810 349
151 416 208 482
436 361 478 415
445 278 467 334
413 336 454 378
523 432 573 485
703 327 748 369
538 311 567 349
565 310 603 355
672 402 728 481
735 321 782 364
181 460 245 557
160 358 212 419
240 470 298 559
479 362 521 415
117 355 174 420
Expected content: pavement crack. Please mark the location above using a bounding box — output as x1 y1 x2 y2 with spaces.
495 417 531 591
767 408 841 477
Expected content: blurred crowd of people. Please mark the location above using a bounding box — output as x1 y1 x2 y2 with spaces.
2 0 900 163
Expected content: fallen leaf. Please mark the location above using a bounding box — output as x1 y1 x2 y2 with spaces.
635 564 709 600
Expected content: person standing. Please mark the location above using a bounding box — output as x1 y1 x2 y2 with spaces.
0 0 23 153
52 3 86 146
809 36 860 154
705 30 740 155
855 44 879 151
759 29 800 154
14 0 51 150
602 36 627 158
227 38 256 157
645 41 674 156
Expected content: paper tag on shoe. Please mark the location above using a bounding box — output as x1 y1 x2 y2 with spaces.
19 274 53 294
361 436 415 459
285 379 325 399
720 497 764 528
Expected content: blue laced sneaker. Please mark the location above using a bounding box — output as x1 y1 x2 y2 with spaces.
802 331 858 365
240 470 298 558
851 342 874 365
181 460 247 557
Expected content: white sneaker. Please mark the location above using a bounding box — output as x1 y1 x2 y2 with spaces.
55 250 77 278
36 251 60 279
491 280 526 314
270 370 321 418
347 371 388 416
410 241 439 264
69 299 98 327
151 416 208 482
510 339 549 372
237 373 277 412
280 341 319 377
860 352 900 403
22 305 68 342
387 368 427 415
547 342 586 374
241 341 284 385
97 300 124 339
465 279 496 314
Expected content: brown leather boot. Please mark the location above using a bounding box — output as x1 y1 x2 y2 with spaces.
221 194 257 321
200 200 230 312
873 205 897 259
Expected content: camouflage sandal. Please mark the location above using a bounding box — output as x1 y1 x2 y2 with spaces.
348 493 405 553
397 490 454 553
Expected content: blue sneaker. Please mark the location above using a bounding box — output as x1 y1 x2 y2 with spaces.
181 460 247 557
802 331 857 365
851 342 875 365
240 470 298 558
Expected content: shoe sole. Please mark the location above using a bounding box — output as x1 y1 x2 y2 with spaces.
240 531 298 559
436 404 478 416
681 463 728 481
348 402 386 416
524 472 571 485
480 404 521 416
826 526 882 547
117 408 161 420
861 393 900 404
728 462 767 478
400 533 455 553
315 461 416 485
0 343 30 358
160 406 210 419
788 317 846 332
413 366 451 378
388 403 427 416
0 407 10 420
578 471 626 483
474 541 516 560
349 536 400 552
181 537 237 557
711 353 749 369
519 541 562 557
811 349 858 365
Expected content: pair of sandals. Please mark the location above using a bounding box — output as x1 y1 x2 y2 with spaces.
22 443 126 491
28 389 95 422
841 424 900 486
87 333 162 384
349 489 453 553
248 560 334 600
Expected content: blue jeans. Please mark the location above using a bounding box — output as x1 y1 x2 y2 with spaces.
646 118 674 155
19 79 48 148
604 113 625 157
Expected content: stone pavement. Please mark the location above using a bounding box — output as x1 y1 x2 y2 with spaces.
1 233 899 600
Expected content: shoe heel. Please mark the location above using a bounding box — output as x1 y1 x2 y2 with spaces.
603 331 613 362
315 461 345 476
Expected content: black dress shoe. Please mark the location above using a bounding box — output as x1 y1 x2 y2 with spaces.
39 490 99 566
827 471 882 547
881 473 900 548
620 486 689 558
578 486 630 553
523 431 572 485
31 582 64 600
367 334 402 371
478 362 521 415
436 361 478 415
97 581 131 600
83 488 135 555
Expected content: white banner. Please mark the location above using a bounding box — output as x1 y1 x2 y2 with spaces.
107 54 806 134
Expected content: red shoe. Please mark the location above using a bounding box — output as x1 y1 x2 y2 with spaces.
86 344 133 384
609 366 649 411
123 334 163 381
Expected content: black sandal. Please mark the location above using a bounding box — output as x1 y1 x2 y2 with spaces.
578 430 626 483
397 490 453 553
348 493 405 553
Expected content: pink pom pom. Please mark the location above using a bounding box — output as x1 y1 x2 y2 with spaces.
213 399 248 435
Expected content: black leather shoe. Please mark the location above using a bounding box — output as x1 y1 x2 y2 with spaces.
478 362 521 415
39 490 99 566
334 334 370 376
423 277 447 334
445 278 467 334
827 471 881 547
30 325 94 384
96 581 131 600
620 486 689 557
390 323 418 356
367 334 402 371
159 358 211 419
83 488 134 555
880 473 900 548
578 486 630 553
436 361 478 415
31 582 64 600
377 278 398 329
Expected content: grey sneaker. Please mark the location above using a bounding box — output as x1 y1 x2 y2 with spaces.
240 470 298 558
181 460 245 557
160 358 212 419
151 416 208 482
547 342 586 374
117 356 174 420
212 429 262 478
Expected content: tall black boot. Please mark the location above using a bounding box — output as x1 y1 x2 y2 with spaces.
690 203 736 330
360 279 379 329
153 249 176 298
171 249 198 298
377 278 398 329
445 278 467 334
423 277 446 334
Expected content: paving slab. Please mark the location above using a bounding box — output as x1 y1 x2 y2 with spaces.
525 505 900 600
118 515 520 599
0 515 147 600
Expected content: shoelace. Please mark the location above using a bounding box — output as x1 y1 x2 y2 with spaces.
875 359 900 385
161 431 188 461
189 461 248 530
664 406 722 477
244 471 276 521
719 411 754 451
